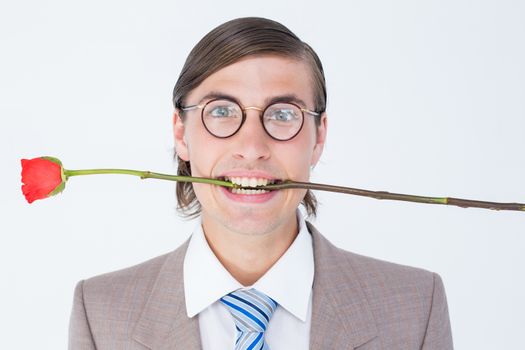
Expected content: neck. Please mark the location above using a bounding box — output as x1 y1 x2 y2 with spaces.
201 213 299 286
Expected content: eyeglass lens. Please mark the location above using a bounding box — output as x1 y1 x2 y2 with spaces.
202 99 304 140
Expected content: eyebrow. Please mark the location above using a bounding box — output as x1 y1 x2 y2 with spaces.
195 91 310 109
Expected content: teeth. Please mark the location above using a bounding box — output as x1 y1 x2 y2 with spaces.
224 176 274 187
258 178 268 186
231 188 269 195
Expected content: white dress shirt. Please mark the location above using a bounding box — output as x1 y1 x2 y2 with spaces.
183 211 314 350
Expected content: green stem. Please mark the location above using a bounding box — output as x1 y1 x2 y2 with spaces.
62 169 525 212
63 168 235 188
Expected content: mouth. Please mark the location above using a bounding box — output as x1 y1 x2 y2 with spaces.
217 176 282 195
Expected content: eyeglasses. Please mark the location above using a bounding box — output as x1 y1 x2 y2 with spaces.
180 98 321 141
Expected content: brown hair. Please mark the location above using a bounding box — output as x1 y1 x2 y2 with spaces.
172 17 327 218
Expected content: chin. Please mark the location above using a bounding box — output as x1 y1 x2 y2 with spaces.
223 214 280 236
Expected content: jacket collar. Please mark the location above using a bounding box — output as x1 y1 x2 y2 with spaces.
132 223 378 349
308 222 378 349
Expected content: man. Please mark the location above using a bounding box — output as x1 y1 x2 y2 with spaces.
69 17 453 349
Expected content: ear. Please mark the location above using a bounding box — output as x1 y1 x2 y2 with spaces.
310 112 327 167
173 110 190 161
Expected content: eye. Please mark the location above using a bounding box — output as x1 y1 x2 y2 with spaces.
266 107 300 122
210 105 236 118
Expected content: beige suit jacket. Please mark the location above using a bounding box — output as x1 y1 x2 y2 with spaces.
69 222 453 349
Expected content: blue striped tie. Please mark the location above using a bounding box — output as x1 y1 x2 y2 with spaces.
220 288 278 350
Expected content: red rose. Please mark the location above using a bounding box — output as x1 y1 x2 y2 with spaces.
21 157 65 203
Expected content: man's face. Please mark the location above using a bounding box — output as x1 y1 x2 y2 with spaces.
173 55 327 236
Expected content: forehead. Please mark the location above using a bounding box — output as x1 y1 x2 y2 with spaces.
186 55 315 107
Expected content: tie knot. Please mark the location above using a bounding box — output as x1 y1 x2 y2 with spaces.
220 288 278 333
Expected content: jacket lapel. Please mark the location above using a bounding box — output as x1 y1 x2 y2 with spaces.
132 238 202 350
307 222 379 349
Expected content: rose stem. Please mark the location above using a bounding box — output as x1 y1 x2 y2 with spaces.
261 180 525 212
63 169 525 212
64 169 234 188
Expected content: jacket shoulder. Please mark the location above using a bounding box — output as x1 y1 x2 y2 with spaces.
69 252 172 348
321 232 438 309
336 248 452 349
81 252 170 300
76 252 172 335
341 247 436 291
308 221 449 347
78 238 189 322
70 238 192 349
308 221 436 291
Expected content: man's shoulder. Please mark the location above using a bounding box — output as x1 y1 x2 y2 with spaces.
79 238 189 303
336 244 437 297
309 222 452 348
82 252 168 291
308 221 439 302
70 239 192 348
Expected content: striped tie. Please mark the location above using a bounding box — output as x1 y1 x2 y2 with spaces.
220 288 278 350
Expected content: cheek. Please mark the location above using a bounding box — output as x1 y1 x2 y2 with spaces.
185 123 220 177
188 146 219 177
289 155 312 181
277 137 315 181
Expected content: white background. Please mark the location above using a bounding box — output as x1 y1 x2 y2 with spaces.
1 0 524 348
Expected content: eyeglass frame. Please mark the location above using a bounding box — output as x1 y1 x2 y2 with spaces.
179 97 322 141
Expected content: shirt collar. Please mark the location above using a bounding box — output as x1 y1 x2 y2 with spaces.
183 211 314 322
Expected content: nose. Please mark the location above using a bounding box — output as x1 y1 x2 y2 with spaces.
232 109 271 161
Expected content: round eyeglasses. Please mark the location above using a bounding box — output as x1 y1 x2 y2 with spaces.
180 98 321 141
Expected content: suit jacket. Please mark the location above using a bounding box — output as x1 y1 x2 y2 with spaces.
69 222 453 349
